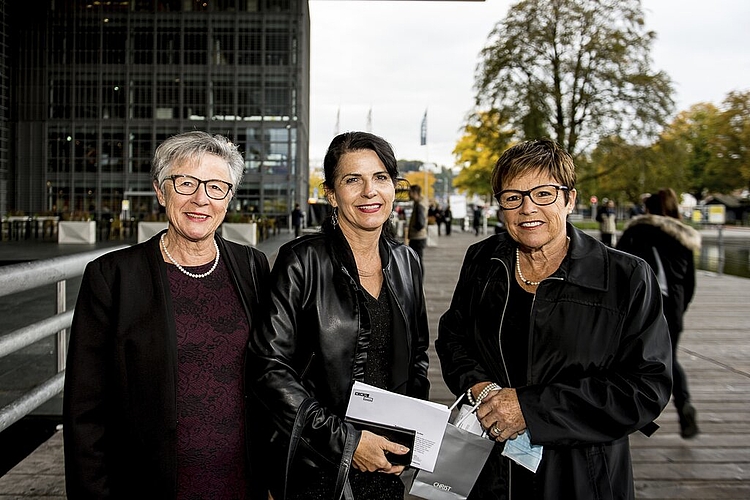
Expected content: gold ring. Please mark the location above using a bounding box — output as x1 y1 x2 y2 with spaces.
491 425 501 436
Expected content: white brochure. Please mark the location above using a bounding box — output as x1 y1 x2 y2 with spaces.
345 381 451 472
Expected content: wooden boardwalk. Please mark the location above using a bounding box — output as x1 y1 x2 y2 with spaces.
1 229 749 498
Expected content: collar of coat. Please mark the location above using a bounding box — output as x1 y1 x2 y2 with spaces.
323 223 394 280
493 223 611 292
622 214 702 252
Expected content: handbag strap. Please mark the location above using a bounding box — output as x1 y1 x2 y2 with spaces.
334 426 357 500
283 397 356 500
283 397 317 500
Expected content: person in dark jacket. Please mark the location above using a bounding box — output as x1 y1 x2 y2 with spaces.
63 131 271 499
291 202 304 237
436 138 672 500
596 198 617 246
473 205 483 236
443 204 453 235
248 131 430 500
408 184 428 264
617 188 702 438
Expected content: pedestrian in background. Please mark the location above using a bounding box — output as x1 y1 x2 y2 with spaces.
429 203 444 236
63 131 271 499
291 202 303 238
472 204 483 236
617 187 702 438
248 131 430 499
436 138 671 499
596 198 617 246
443 204 453 236
408 184 428 264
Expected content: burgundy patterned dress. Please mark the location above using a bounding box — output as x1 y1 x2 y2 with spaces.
166 258 250 500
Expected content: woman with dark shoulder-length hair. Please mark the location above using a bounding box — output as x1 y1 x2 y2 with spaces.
248 131 430 499
436 138 672 499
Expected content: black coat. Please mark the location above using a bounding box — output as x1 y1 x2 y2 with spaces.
247 227 430 492
63 232 270 499
436 224 672 499
617 214 701 334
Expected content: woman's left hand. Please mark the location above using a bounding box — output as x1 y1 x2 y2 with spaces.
476 388 527 442
352 430 408 475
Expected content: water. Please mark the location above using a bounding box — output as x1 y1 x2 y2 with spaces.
697 241 750 278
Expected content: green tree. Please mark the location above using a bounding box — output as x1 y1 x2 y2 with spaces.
657 101 746 200
475 0 674 158
452 109 515 199
714 91 750 189
586 135 686 206
432 166 455 203
397 160 424 173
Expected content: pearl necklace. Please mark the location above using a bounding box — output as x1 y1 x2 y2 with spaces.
516 247 541 286
160 233 220 279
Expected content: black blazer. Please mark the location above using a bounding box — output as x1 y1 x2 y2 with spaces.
63 231 270 499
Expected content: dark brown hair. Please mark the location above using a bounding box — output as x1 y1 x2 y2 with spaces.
645 188 680 219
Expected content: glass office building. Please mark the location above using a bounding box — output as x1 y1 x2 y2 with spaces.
4 0 309 225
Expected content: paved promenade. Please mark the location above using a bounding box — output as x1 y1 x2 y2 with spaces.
1 228 749 498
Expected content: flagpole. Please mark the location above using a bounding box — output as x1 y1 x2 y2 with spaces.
424 147 429 197
420 108 428 197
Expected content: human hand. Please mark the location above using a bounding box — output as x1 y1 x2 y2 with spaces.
352 430 409 474
476 388 527 442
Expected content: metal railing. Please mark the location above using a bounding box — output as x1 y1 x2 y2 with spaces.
0 246 128 433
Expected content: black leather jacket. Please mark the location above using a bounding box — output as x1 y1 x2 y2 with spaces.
436 224 672 499
247 227 430 490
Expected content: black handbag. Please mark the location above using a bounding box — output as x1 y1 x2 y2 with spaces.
283 397 357 500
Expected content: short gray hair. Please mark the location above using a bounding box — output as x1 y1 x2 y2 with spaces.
151 131 245 191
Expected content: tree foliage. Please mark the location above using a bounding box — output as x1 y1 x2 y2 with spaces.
585 135 685 205
656 93 750 199
308 170 324 199
452 109 515 199
584 91 750 204
403 170 437 200
475 0 674 158
714 91 750 189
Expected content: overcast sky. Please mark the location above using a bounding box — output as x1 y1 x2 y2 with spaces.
308 0 750 169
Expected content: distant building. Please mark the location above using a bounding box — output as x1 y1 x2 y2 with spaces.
1 0 310 223
701 193 750 224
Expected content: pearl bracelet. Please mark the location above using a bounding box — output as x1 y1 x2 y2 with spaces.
475 382 501 404
466 387 476 406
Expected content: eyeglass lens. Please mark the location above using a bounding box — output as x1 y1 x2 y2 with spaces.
171 175 231 200
497 185 563 209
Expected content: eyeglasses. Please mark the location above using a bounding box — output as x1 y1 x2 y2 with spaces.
167 174 233 200
495 184 568 210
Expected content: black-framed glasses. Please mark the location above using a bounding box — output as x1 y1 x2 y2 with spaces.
495 184 568 210
167 174 233 200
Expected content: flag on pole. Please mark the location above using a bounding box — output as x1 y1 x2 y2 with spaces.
366 107 372 133
334 107 340 136
420 109 427 146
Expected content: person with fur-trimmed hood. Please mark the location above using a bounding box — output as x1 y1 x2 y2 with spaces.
617 188 702 438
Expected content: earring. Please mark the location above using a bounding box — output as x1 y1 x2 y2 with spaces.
331 207 339 228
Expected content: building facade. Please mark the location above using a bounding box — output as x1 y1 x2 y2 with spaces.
5 0 309 226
